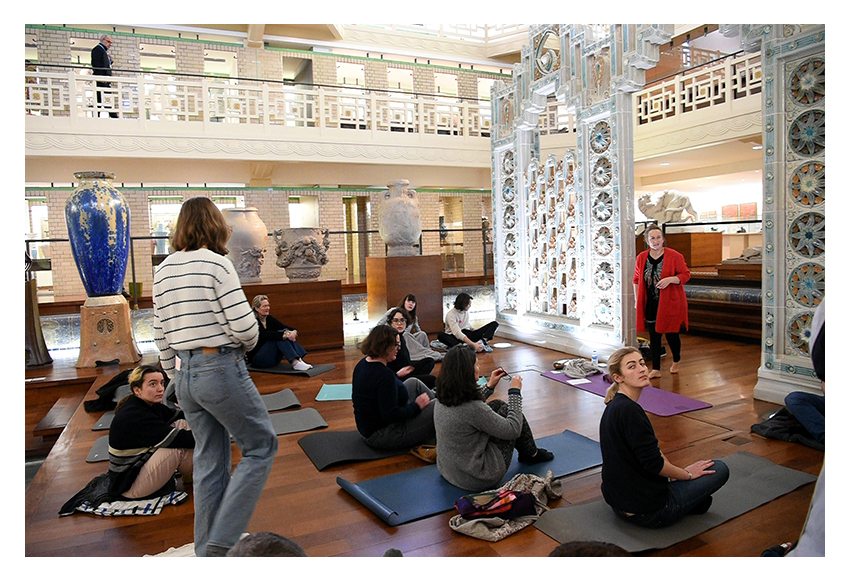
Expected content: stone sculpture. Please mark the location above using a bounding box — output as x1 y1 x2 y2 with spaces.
638 190 698 224
274 227 330 282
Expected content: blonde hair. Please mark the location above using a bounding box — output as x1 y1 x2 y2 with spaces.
603 346 642 404
252 294 269 311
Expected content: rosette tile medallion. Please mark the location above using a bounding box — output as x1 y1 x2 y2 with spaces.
788 212 824 258
65 172 130 296
788 263 824 307
789 162 824 206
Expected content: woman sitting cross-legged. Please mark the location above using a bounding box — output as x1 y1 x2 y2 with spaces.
377 293 443 362
434 345 553 491
437 292 499 353
352 324 437 450
108 365 195 499
599 346 729 528
386 307 437 389
246 294 312 371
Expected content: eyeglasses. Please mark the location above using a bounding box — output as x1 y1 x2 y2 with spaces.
391 317 407 323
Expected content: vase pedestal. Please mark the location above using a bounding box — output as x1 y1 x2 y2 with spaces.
366 255 443 334
25 279 52 367
77 295 141 368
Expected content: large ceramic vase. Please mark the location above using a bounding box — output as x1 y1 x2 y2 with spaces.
378 179 421 256
223 207 268 283
65 172 130 296
273 227 330 282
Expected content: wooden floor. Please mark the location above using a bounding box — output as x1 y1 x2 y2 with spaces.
24 332 823 558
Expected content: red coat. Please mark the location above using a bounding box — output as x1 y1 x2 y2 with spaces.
633 248 690 334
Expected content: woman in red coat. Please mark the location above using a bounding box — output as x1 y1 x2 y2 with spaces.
633 224 690 378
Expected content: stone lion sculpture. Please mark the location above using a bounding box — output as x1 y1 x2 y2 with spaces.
638 190 698 224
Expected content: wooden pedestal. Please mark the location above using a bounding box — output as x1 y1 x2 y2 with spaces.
25 279 52 367
77 295 141 368
366 255 443 334
663 232 722 267
242 280 344 350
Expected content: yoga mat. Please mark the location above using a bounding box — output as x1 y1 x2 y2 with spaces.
534 451 818 553
93 411 115 431
337 429 602 526
316 383 353 401
541 371 711 416
248 362 336 377
86 435 109 462
267 408 327 436
298 430 409 471
261 388 301 412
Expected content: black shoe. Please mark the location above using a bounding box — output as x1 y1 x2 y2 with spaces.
519 448 554 465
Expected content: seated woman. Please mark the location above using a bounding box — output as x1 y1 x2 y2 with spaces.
437 292 498 353
352 324 436 450
246 294 312 371
108 365 194 499
434 345 553 491
377 293 443 362
386 307 437 389
599 347 729 528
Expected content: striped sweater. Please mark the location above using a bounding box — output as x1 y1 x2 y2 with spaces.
153 249 258 373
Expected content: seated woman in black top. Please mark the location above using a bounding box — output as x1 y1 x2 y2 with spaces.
351 324 436 450
386 307 437 389
599 347 729 528
108 365 194 499
246 294 312 371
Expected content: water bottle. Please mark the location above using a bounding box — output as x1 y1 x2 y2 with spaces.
591 350 599 367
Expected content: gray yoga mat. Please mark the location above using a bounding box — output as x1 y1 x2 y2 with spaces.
93 411 115 431
261 388 301 411
86 435 109 462
248 362 336 377
266 408 328 436
534 451 818 553
337 429 602 526
298 430 410 471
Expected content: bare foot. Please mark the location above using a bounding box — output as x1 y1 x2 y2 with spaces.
670 362 680 374
648 370 662 379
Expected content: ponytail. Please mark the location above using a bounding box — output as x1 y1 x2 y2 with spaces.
604 346 642 404
604 381 619 405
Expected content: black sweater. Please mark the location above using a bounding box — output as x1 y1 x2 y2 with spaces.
246 314 294 364
108 395 195 496
599 392 668 514
352 358 420 438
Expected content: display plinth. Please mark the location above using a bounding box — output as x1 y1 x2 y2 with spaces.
242 280 343 350
77 295 141 368
366 255 443 334
25 279 52 367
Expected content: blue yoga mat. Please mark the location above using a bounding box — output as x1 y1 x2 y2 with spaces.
337 429 602 526
316 383 353 401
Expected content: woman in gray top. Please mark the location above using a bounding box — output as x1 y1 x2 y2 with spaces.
433 345 553 491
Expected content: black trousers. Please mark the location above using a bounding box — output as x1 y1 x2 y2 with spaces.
646 320 681 370
437 321 499 347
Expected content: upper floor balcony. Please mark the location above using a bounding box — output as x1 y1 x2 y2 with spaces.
25 50 762 170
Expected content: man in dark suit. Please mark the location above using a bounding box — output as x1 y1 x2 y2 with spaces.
91 35 118 118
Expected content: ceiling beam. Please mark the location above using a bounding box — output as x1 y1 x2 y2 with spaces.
245 24 265 48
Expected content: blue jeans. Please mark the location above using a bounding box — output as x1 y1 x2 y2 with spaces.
173 347 278 556
615 459 730 528
251 339 307 368
785 391 825 443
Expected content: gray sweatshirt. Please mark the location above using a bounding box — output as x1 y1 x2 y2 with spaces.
434 389 522 491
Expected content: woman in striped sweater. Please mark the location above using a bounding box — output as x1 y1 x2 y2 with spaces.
153 197 278 557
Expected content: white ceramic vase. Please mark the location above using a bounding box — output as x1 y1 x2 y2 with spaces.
223 207 268 283
378 179 421 256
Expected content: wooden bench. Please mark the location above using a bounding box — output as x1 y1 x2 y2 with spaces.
33 394 84 438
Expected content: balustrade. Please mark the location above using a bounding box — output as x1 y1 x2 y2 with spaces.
24 67 492 137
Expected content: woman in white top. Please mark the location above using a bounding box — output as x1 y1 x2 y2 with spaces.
437 292 498 353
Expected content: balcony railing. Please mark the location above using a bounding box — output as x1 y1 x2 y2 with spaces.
24 66 492 137
635 52 762 125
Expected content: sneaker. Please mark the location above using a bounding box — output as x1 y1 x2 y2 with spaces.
480 343 493 353
430 340 449 351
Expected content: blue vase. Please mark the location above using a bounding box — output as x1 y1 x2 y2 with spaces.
65 172 130 296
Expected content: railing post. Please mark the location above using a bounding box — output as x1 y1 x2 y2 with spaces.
68 69 78 124
202 76 210 131
262 82 270 129
318 87 325 130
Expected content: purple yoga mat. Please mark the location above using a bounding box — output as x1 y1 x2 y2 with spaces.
540 370 711 417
